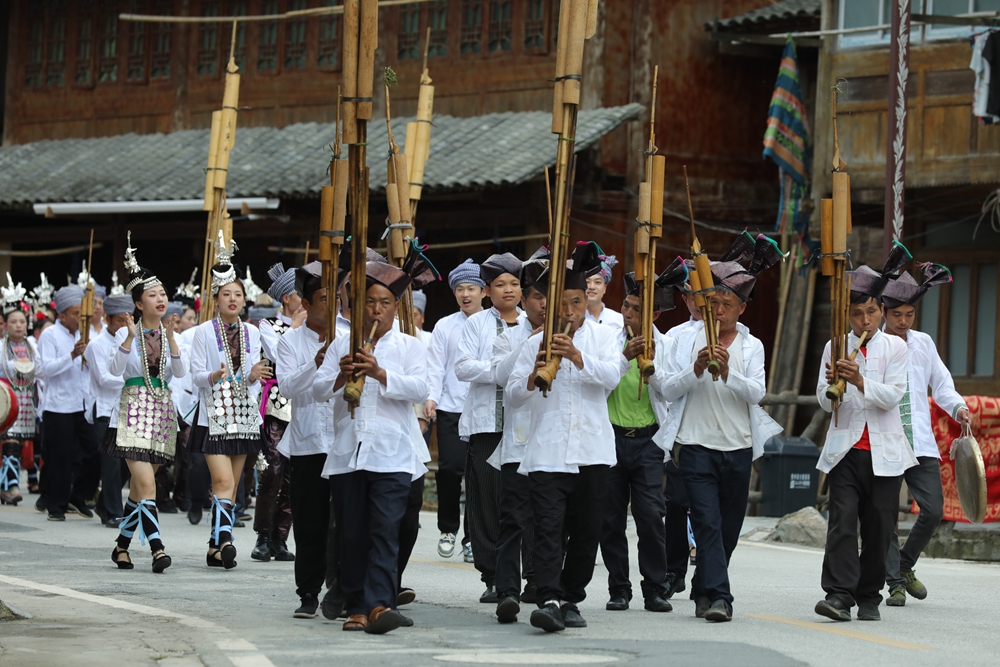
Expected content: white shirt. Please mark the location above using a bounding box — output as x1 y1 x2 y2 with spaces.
107 327 187 426
674 330 751 451
456 308 528 440
426 310 474 413
189 319 263 429
895 329 966 459
652 321 781 460
491 319 538 467
36 321 88 414
314 326 429 477
259 312 293 362
586 304 624 332
275 325 333 458
170 327 198 424
507 320 627 474
84 329 125 420
815 329 917 477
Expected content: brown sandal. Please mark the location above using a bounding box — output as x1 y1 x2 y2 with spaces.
343 614 368 631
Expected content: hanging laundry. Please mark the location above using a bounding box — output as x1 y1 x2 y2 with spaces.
981 31 1000 117
970 31 1000 123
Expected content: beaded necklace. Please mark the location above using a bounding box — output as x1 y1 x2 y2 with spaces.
213 316 249 388
136 322 170 400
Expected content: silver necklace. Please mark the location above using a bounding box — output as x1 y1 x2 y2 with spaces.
136 323 170 399
1 336 34 390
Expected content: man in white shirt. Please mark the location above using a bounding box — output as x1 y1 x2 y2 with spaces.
411 290 432 348
274 262 333 619
87 295 132 527
813 245 917 623
492 249 548 623
251 263 302 564
425 259 484 561
36 285 100 521
455 252 524 603
585 253 624 331
507 242 626 632
880 264 969 607
313 260 432 634
652 237 783 623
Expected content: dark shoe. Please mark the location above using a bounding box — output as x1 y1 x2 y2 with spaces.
559 602 586 628
399 613 414 627
67 501 94 518
902 570 927 600
606 595 629 611
365 607 404 635
233 519 245 528
704 599 732 622
694 596 711 619
176 498 191 512
151 552 172 574
886 585 906 607
272 540 295 562
158 499 178 514
397 588 416 606
188 507 203 525
479 585 499 604
665 572 686 599
321 585 346 620
47 512 65 522
251 534 272 562
814 598 852 622
644 595 673 612
521 581 537 604
529 603 565 633
294 595 319 619
496 596 520 624
34 496 46 512
238 512 252 522
112 547 134 570
221 543 237 569
206 549 224 568
857 601 881 621
103 517 124 529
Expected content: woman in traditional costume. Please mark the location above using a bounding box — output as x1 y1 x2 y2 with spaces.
189 234 271 569
100 234 185 572
1 274 38 506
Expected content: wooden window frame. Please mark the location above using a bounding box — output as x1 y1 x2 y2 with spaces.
523 0 550 55
486 0 512 54
197 0 222 78
256 0 283 76
317 0 343 71
126 0 150 85
74 0 97 89
284 0 309 70
45 0 69 87
149 0 174 80
97 2 122 86
23 5 45 89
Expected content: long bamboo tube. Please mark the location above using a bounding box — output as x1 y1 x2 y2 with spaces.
341 0 359 145
203 111 223 212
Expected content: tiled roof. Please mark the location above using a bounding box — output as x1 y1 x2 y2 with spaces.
711 0 821 31
0 104 642 210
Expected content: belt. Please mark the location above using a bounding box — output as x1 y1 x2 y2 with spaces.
124 377 167 389
612 423 658 439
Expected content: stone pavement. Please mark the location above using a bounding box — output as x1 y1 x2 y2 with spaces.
2 502 999 667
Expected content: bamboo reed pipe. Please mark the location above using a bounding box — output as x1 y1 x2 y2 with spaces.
344 321 379 406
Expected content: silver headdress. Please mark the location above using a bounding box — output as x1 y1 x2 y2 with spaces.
2 273 30 316
110 271 126 296
211 231 240 295
124 231 163 293
175 268 200 300
242 266 264 303
76 262 96 289
29 273 54 313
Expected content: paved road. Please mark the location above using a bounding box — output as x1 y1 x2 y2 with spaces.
1 498 998 667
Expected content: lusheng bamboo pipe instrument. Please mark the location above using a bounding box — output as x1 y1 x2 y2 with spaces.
344 0 378 416
320 89 348 347
634 66 663 383
535 0 595 396
683 166 721 381
823 84 854 424
78 229 95 368
405 27 434 221
199 22 241 323
826 330 867 403
344 321 379 405
383 68 416 337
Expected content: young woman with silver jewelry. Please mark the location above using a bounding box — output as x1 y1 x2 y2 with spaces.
99 234 187 572
1 274 38 506
189 233 272 569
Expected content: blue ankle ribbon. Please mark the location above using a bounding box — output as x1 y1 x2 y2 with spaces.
1 455 18 491
208 495 235 547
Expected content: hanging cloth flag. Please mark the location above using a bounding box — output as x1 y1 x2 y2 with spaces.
763 38 812 241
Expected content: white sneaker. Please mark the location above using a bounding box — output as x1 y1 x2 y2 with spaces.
437 532 457 558
462 542 474 563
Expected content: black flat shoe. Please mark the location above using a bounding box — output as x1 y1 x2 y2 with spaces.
294 595 319 619
321 586 346 620
272 540 295 562
529 603 565 633
188 508 202 525
560 603 586 628
152 552 172 573
644 595 673 612
479 586 499 604
521 582 537 604
857 602 881 621
606 595 629 611
695 596 711 619
399 613 414 627
397 588 416 606
704 599 732 623
112 547 134 570
496 596 520 624
814 599 851 622
47 512 65 521
221 544 237 569
104 517 124 529
207 549 224 568
67 501 94 518
251 534 271 562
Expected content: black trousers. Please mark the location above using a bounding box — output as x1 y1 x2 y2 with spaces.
822 448 902 609
397 475 425 591
93 416 125 519
886 456 944 589
680 444 752 608
466 432 503 585
663 459 691 580
495 462 534 599
529 465 609 605
41 411 100 514
289 453 330 599
331 469 410 615
600 425 668 600
254 416 292 543
435 411 469 543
